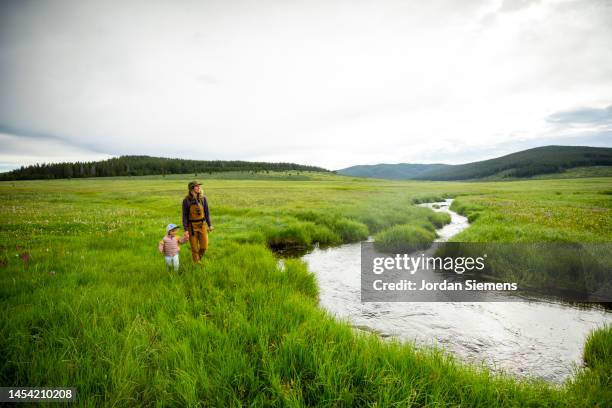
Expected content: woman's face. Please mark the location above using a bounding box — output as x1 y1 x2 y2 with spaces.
193 185 202 194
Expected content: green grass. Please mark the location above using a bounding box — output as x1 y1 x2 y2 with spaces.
448 178 611 243
374 225 436 253
513 166 612 180
443 178 612 294
566 324 612 407
583 323 612 371
1 173 611 406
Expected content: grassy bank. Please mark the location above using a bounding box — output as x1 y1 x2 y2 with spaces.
1 174 610 406
443 179 612 296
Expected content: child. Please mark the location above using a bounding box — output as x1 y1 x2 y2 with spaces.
158 224 188 271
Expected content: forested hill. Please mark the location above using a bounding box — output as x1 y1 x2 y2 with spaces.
337 146 612 180
336 163 450 180
0 156 329 181
412 146 612 180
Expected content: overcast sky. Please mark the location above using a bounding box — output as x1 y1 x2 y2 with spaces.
1 0 611 171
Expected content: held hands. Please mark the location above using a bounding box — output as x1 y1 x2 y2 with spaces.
184 231 190 240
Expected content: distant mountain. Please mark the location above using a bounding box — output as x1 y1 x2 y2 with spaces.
0 155 329 181
337 163 450 180
337 146 612 181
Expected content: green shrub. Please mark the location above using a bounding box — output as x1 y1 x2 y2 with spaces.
567 324 612 407
428 211 452 228
412 194 448 204
331 218 369 242
282 259 319 300
302 223 342 246
374 225 436 253
265 224 311 249
355 212 386 233
451 199 483 223
292 211 368 243
584 323 612 372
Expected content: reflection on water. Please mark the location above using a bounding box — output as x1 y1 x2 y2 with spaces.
301 199 612 383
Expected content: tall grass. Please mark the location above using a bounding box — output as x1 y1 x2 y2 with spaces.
565 324 612 407
446 187 612 295
374 225 436 253
1 174 611 406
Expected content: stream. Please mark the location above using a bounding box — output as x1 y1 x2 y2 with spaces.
301 199 612 383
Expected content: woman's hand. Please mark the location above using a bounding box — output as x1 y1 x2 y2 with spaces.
184 231 190 239
208 225 214 232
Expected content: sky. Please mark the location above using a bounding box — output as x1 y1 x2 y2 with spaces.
1 0 611 172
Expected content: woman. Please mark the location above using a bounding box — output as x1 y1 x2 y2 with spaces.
182 180 214 264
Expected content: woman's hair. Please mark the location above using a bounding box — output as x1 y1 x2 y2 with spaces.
185 187 202 201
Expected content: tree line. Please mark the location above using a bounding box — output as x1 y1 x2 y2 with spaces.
0 156 329 181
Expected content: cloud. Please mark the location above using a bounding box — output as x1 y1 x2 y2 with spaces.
499 0 541 13
0 0 611 170
546 105 612 126
0 124 111 154
0 131 110 172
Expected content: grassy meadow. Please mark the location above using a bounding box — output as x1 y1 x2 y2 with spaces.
1 172 611 406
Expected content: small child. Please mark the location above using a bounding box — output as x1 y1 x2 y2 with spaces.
158 224 188 271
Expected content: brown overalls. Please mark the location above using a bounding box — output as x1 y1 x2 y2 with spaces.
187 197 209 262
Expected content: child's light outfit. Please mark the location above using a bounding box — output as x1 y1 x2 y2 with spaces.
158 235 188 271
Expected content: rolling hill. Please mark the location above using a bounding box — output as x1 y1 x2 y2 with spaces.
336 163 450 180
337 146 612 181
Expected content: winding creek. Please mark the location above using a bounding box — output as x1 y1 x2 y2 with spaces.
301 199 612 383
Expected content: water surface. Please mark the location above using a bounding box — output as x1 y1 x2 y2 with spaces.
302 199 611 383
